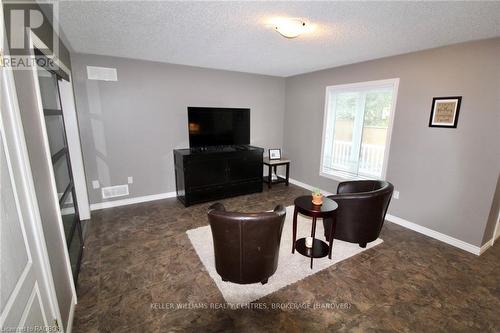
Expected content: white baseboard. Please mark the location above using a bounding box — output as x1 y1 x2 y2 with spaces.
90 191 177 211
287 177 487 256
90 177 328 212
479 238 494 255
86 178 492 256
287 177 334 196
494 220 500 241
66 294 76 333
385 214 482 256
89 177 330 211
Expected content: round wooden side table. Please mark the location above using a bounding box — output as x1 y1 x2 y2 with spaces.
292 196 338 269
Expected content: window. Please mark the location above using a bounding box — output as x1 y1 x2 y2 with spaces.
320 78 399 181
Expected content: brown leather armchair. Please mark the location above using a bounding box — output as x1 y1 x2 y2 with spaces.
323 180 393 248
208 203 286 285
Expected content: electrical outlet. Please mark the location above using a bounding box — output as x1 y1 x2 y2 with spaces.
127 176 133 184
393 190 400 199
92 180 100 189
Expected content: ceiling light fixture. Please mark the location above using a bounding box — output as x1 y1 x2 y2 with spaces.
273 18 307 39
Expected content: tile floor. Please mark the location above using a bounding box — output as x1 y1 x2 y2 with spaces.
73 184 500 332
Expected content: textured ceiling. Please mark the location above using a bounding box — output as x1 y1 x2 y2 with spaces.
58 1 500 77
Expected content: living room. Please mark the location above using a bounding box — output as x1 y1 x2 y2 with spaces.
1 1 499 332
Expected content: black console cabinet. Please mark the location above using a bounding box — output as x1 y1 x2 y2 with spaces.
174 146 264 206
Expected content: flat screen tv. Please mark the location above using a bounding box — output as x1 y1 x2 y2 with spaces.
188 107 250 148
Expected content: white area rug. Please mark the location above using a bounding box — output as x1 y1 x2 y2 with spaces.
186 206 383 304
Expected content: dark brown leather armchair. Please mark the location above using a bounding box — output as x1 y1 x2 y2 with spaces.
323 180 393 248
208 203 286 285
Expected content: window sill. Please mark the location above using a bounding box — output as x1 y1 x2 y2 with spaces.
319 170 376 183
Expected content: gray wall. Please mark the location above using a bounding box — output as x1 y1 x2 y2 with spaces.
284 38 500 247
71 54 286 205
72 39 499 247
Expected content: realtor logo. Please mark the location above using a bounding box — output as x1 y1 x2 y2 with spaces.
2 0 58 69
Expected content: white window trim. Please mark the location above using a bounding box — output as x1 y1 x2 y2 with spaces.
319 78 400 182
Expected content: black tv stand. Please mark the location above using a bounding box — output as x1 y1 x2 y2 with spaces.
174 145 264 206
189 145 252 153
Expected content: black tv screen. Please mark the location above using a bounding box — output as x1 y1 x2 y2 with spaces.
188 107 250 148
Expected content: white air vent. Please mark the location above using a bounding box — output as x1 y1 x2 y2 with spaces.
101 184 129 199
87 66 118 81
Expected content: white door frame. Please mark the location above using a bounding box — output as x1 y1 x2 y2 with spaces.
28 31 78 306
0 15 61 331
28 32 90 221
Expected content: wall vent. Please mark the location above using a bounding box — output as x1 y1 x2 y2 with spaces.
101 184 129 199
87 66 118 81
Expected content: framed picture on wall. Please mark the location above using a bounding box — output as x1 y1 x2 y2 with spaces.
429 96 462 128
269 149 281 160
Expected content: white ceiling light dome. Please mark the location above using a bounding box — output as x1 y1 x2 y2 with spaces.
273 18 307 39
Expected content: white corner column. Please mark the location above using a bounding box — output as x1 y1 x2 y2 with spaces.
58 77 91 220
